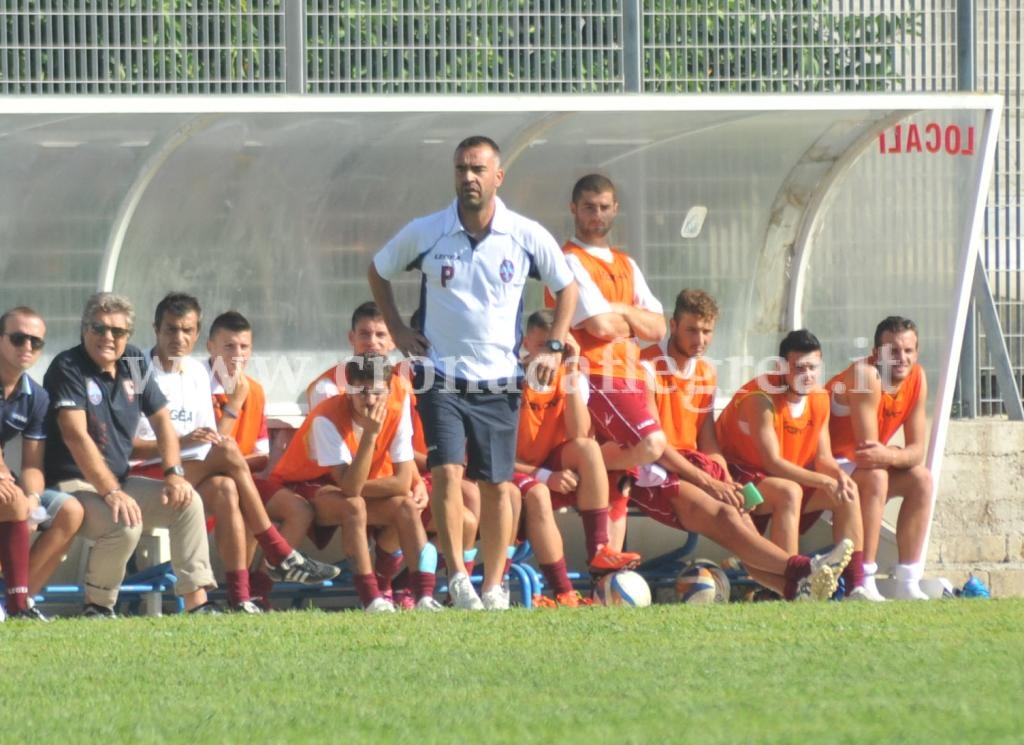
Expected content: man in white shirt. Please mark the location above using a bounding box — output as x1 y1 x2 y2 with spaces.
132 293 340 612
369 135 578 610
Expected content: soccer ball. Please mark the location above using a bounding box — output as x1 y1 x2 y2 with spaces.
675 565 717 604
688 558 731 603
594 570 652 607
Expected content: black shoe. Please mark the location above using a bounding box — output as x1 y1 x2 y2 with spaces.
188 600 222 615
265 550 341 585
82 602 116 619
10 606 51 622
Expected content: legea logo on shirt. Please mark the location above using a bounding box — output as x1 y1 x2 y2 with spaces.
170 409 194 424
86 379 103 406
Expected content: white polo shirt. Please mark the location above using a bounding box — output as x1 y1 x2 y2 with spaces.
373 197 575 382
134 353 217 465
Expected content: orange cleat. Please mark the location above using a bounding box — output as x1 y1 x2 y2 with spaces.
589 544 642 574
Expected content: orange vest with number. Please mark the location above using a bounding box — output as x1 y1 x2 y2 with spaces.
641 344 715 452
716 376 829 470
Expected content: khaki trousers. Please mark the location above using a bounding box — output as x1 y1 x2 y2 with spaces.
58 477 216 608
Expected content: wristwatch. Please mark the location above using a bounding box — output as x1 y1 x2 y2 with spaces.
543 339 565 355
163 464 185 478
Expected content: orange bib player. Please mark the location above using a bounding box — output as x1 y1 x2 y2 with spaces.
545 174 668 550
628 291 852 600
715 329 872 600
513 310 640 607
300 301 479 605
826 316 933 601
271 354 441 612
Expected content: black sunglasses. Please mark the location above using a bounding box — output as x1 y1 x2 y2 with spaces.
3 331 45 351
87 322 131 340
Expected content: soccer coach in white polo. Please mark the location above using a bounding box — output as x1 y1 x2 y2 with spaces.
369 135 578 610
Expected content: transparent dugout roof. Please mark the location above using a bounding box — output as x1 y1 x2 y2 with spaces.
0 94 1001 481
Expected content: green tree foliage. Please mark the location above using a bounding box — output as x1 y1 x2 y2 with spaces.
644 0 922 92
1 1 917 94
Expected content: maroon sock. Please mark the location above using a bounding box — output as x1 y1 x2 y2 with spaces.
783 555 811 600
540 558 575 596
411 570 437 600
579 507 610 561
225 569 250 605
250 569 273 601
374 546 404 594
353 573 382 608
0 520 29 613
255 524 293 566
463 560 475 578
842 550 865 591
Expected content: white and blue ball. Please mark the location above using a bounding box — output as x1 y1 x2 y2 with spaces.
594 570 652 607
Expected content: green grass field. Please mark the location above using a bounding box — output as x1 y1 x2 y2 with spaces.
3 599 1022 744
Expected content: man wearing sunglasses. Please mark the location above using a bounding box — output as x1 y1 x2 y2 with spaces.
43 292 217 617
0 306 84 621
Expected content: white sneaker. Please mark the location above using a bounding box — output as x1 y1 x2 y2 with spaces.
845 585 885 602
481 584 510 610
449 572 484 610
416 596 444 612
803 538 854 601
365 597 396 613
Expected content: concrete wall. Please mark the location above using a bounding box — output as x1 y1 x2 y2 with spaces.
930 419 1024 596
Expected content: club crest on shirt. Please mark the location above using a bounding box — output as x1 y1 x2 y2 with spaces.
86 379 103 406
499 259 515 283
123 379 136 402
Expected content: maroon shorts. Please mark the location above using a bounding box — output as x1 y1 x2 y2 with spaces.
586 374 662 447
727 463 824 535
629 450 725 531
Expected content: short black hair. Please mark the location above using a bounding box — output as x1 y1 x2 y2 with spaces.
455 135 501 160
874 316 919 348
209 310 251 338
345 353 394 387
572 173 616 203
779 329 821 359
154 292 201 329
351 301 384 331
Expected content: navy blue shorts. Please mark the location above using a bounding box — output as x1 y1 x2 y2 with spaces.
415 374 520 483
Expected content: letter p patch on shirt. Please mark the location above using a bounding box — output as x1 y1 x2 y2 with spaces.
440 264 455 288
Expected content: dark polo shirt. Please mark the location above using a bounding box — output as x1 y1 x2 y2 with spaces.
0 373 48 450
43 343 167 484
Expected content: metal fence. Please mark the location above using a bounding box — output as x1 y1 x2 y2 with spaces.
972 2 1022 416
0 0 1020 416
